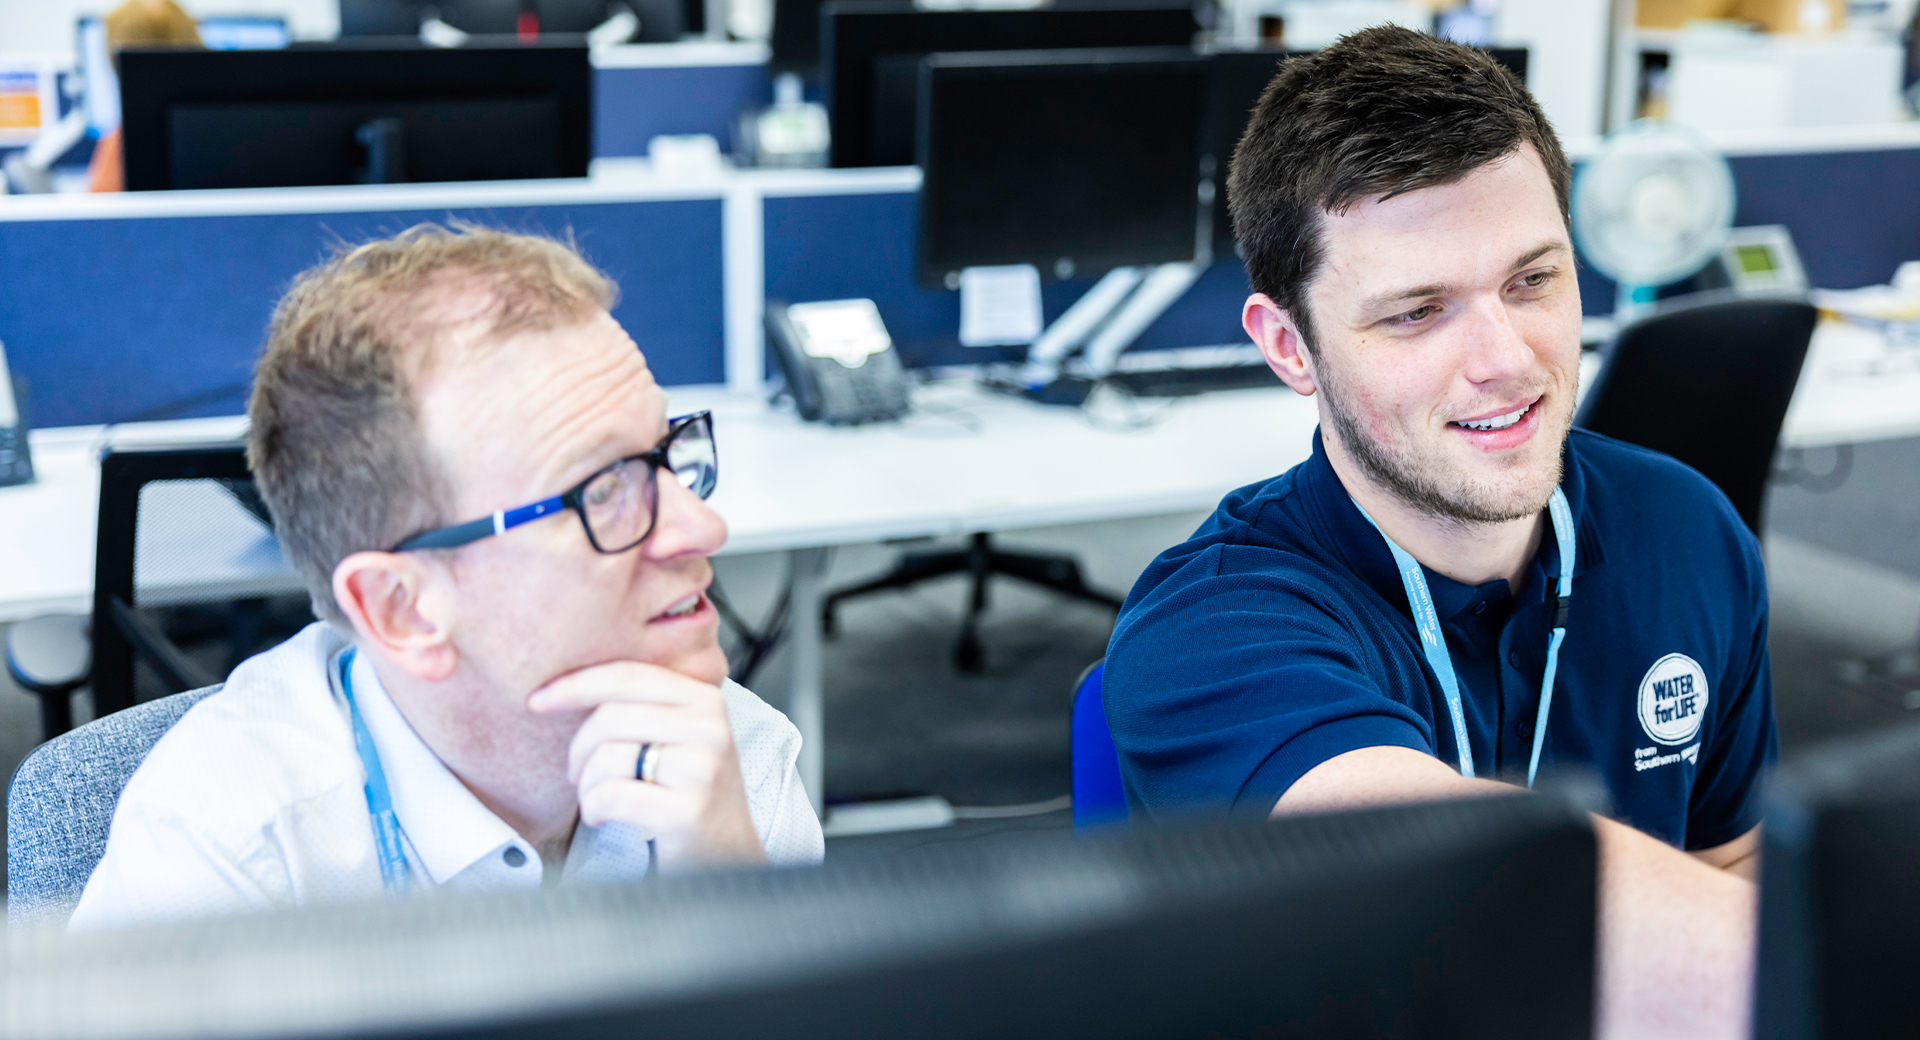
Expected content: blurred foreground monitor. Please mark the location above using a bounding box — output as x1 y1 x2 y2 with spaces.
6 795 1597 1039
116 44 592 191
1757 717 1920 1039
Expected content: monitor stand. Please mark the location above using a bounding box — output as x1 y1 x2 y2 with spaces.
1009 261 1206 398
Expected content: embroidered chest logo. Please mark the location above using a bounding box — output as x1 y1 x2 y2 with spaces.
1634 653 1708 772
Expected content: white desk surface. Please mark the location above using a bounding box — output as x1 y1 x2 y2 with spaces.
3 322 1918 622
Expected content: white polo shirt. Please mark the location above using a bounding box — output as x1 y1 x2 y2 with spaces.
69 623 824 931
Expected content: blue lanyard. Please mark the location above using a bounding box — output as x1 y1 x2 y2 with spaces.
338 648 414 895
1354 488 1576 788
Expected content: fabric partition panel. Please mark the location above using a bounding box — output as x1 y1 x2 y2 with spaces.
763 191 1249 372
593 64 770 158
0 200 725 429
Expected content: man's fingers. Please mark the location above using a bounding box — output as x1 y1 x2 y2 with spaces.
578 772 695 831
565 701 714 783
576 730 726 793
527 660 716 713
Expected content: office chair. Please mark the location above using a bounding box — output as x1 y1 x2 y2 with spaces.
3 442 306 740
823 532 1124 673
1070 659 1128 828
1576 294 1818 537
6 684 222 929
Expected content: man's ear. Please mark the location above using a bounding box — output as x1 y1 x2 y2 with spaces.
332 551 457 682
1244 293 1318 397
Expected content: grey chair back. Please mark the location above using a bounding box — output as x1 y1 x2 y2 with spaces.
1576 294 1818 537
7 685 221 929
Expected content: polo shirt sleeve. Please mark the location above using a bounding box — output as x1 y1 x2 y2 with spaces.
1683 532 1778 851
1104 546 1436 820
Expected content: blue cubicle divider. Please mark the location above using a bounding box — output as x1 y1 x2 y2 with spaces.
764 190 1249 370
0 200 724 428
593 63 769 158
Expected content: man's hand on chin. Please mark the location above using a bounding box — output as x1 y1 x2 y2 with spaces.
528 661 768 871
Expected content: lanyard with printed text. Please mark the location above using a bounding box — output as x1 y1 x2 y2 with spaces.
1354 488 1576 788
338 647 415 895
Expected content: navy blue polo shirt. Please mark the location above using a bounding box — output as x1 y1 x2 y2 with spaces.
1104 427 1776 850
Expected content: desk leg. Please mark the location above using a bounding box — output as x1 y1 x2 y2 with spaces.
786 547 829 817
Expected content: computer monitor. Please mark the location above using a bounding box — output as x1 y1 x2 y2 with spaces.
337 0 424 36
822 0 1200 168
337 0 640 38
196 16 291 50
1755 718 1920 1040
1202 48 1306 260
917 47 1208 288
769 0 829 78
6 796 1596 1038
117 44 591 191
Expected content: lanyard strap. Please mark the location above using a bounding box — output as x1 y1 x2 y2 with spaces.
1355 488 1576 787
338 647 414 895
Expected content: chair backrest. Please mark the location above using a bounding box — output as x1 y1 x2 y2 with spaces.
6 685 221 929
1070 660 1128 828
1575 295 1818 537
92 442 293 718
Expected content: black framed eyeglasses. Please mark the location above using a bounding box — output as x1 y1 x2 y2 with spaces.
390 411 717 554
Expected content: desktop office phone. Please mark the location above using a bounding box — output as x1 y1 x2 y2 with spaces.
0 340 35 487
766 299 911 425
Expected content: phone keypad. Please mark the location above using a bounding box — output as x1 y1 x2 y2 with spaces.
0 426 34 487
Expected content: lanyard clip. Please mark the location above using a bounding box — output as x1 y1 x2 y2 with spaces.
1551 593 1570 630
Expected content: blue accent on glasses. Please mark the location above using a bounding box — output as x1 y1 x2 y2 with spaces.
389 411 716 554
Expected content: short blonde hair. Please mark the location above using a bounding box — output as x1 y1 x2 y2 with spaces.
247 223 617 625
105 0 203 54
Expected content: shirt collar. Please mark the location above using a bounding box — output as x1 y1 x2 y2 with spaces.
1295 426 1607 619
343 650 530 887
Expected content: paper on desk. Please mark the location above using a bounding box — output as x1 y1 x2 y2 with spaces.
959 264 1043 347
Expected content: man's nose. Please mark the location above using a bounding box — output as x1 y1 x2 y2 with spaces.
1460 295 1535 385
644 472 728 560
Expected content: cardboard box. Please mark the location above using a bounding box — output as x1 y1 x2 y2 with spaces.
1638 0 1739 29
1732 0 1844 33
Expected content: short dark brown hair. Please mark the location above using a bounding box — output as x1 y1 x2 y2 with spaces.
1226 26 1571 349
247 223 616 627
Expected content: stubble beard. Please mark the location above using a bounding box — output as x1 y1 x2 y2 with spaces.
1315 350 1571 527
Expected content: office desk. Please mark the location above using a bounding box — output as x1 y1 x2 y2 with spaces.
5 327 1919 810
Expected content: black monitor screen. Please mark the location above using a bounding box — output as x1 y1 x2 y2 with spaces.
770 0 829 76
823 1 1198 168
1204 48 1306 259
917 48 1207 288
168 98 563 189
119 45 591 191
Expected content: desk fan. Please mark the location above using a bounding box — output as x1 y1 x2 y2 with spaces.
1571 120 1736 324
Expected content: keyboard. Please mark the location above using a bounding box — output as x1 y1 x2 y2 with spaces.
1102 345 1278 398
1104 362 1277 397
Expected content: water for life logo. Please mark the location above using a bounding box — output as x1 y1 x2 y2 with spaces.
1637 653 1708 746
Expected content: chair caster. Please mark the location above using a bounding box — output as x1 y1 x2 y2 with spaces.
954 636 985 675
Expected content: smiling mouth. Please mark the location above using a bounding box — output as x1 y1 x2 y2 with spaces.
656 593 703 621
1451 401 1534 432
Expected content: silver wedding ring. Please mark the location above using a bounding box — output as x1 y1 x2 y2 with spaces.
635 742 660 784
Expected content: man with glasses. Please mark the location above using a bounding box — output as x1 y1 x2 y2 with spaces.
71 225 822 929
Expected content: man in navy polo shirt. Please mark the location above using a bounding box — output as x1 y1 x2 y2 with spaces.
1105 27 1772 1040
